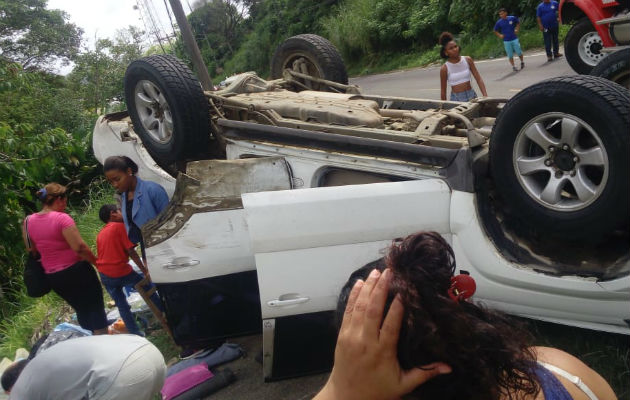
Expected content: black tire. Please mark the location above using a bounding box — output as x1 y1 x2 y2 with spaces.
124 55 210 170
489 76 629 241
564 18 605 74
591 48 630 89
270 34 348 88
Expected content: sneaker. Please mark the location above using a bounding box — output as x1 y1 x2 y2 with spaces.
521 62 525 69
547 56 553 62
512 66 518 72
554 53 563 59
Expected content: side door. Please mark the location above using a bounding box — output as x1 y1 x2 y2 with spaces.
144 157 293 348
242 179 451 380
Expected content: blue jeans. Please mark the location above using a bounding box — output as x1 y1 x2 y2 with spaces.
100 271 163 335
543 26 559 57
450 88 477 102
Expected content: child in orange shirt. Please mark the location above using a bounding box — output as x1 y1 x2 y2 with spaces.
96 204 163 336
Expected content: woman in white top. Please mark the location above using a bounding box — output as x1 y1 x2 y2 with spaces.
439 32 488 101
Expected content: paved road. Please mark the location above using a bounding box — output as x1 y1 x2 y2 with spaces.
350 50 574 99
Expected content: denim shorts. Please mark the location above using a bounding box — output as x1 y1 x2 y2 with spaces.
450 88 477 102
503 38 522 59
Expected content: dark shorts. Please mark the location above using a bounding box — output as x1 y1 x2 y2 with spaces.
47 261 108 331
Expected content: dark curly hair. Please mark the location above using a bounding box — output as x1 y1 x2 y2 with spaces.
439 31 456 59
336 231 540 400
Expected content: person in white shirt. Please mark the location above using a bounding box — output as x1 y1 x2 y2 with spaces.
439 32 488 102
2 335 165 400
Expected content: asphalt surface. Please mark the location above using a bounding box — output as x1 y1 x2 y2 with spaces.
350 49 574 99
201 50 575 400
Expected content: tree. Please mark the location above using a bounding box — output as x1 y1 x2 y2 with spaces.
69 27 147 113
0 0 83 70
0 60 92 316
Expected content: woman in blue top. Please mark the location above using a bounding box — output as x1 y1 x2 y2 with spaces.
494 8 524 71
103 156 169 265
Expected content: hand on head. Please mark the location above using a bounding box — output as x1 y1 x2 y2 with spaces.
314 268 451 400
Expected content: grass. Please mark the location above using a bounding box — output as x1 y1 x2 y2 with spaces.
346 24 571 77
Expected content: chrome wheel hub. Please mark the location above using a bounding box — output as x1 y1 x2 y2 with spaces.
134 80 173 144
578 32 605 67
513 113 609 211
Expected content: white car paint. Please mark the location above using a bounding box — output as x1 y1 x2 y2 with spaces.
92 115 630 335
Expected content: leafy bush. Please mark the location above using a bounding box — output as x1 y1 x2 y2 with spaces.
0 61 98 318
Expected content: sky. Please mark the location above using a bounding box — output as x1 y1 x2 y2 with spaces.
46 0 190 74
46 0 190 49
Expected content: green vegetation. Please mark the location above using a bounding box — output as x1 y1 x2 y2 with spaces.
0 0 149 321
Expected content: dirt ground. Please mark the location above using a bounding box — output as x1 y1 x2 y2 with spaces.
201 334 328 400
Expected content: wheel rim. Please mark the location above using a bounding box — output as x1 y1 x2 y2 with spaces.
513 113 609 212
577 31 605 67
282 52 323 89
134 80 173 144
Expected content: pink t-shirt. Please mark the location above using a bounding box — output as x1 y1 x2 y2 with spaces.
26 212 81 273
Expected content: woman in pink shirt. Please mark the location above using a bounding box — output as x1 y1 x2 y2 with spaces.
22 183 108 334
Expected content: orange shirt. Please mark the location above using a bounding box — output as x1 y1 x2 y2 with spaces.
96 222 134 278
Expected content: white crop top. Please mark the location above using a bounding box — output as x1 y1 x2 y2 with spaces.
445 57 471 87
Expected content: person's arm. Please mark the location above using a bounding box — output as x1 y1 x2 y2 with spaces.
62 225 97 264
555 1 560 24
313 269 451 400
467 57 487 97
493 21 503 39
127 245 149 278
515 22 520 35
440 65 448 101
22 218 34 253
150 183 170 214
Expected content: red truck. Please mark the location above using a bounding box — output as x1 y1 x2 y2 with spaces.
560 0 630 86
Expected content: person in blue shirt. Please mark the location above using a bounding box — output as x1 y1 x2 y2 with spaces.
103 156 169 266
537 0 563 61
494 8 524 71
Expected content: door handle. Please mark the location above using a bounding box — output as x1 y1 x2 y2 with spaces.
162 257 200 269
267 296 310 307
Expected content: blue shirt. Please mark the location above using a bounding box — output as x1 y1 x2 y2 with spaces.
537 1 559 29
121 177 169 244
494 16 520 41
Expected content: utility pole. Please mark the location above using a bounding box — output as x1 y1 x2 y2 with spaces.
168 0 213 90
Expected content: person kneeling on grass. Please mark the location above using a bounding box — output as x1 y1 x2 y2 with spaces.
2 335 165 400
494 7 525 71
314 231 617 400
96 204 164 336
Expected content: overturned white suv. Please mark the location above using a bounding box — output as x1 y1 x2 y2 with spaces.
92 35 629 380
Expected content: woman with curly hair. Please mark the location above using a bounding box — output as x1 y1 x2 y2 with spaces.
315 231 616 400
439 32 487 101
